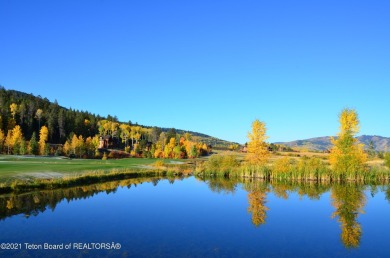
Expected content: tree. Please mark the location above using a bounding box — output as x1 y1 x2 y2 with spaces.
11 125 23 154
71 134 79 155
0 129 4 153
5 130 12 154
28 132 39 155
329 109 367 177
368 140 376 158
10 103 18 120
119 124 131 148
39 125 49 155
150 127 162 143
35 109 43 129
246 119 270 165
19 138 27 155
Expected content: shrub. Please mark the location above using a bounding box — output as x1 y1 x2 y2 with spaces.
204 154 240 176
385 153 390 169
154 160 165 167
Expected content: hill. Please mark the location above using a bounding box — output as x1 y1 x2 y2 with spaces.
0 86 237 148
276 135 390 152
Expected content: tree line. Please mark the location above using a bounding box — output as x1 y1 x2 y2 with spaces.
0 87 210 158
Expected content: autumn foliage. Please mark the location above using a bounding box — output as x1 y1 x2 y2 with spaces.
246 119 270 165
329 109 367 177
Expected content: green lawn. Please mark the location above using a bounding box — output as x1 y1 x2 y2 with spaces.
0 155 158 178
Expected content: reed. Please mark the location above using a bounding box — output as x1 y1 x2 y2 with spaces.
200 154 390 183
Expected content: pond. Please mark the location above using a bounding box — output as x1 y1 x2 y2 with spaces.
0 176 390 257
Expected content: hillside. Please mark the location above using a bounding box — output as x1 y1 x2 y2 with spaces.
276 135 390 152
0 86 237 148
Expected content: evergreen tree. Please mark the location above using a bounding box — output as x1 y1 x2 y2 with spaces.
29 132 39 155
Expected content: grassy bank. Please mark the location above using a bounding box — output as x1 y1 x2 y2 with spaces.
0 155 194 193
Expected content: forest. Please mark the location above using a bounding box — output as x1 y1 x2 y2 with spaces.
0 87 211 159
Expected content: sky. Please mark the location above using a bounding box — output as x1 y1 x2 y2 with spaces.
0 0 389 144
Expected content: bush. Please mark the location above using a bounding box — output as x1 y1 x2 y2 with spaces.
385 153 390 169
154 160 165 167
204 154 240 176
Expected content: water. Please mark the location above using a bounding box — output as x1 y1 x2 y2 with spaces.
1 176 390 257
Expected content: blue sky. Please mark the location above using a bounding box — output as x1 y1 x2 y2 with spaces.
1 0 389 143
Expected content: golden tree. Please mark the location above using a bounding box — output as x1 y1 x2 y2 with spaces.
10 103 18 120
246 119 270 165
0 129 5 152
329 108 367 177
11 125 23 154
39 126 49 155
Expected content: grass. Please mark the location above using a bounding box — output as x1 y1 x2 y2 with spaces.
0 155 194 193
0 155 188 176
197 151 390 183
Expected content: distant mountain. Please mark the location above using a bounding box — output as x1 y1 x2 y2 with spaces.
275 135 390 152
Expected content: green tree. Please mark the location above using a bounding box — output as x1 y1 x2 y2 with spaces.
20 138 27 155
28 132 39 155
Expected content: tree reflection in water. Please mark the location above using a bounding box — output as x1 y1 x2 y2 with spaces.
331 183 366 248
2 176 388 250
0 176 183 220
201 176 383 249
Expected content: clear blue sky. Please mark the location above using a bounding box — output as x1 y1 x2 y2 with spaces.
1 0 389 144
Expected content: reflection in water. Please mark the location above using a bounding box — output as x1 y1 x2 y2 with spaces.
242 179 270 227
247 189 269 227
197 177 238 194
0 176 184 220
2 176 389 250
331 184 366 248
199 176 390 249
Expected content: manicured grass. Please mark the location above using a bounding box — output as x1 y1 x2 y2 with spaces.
0 155 158 177
0 155 194 193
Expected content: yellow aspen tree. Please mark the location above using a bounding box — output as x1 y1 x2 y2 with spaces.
10 103 18 120
71 134 79 155
246 119 270 165
329 108 367 177
77 135 85 158
11 125 23 154
5 130 12 154
39 125 49 155
168 137 176 149
92 135 100 157
63 140 71 156
0 129 5 153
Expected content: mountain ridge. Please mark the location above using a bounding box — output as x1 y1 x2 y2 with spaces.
275 135 390 152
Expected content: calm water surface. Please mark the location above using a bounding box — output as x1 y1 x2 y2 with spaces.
1 176 390 257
